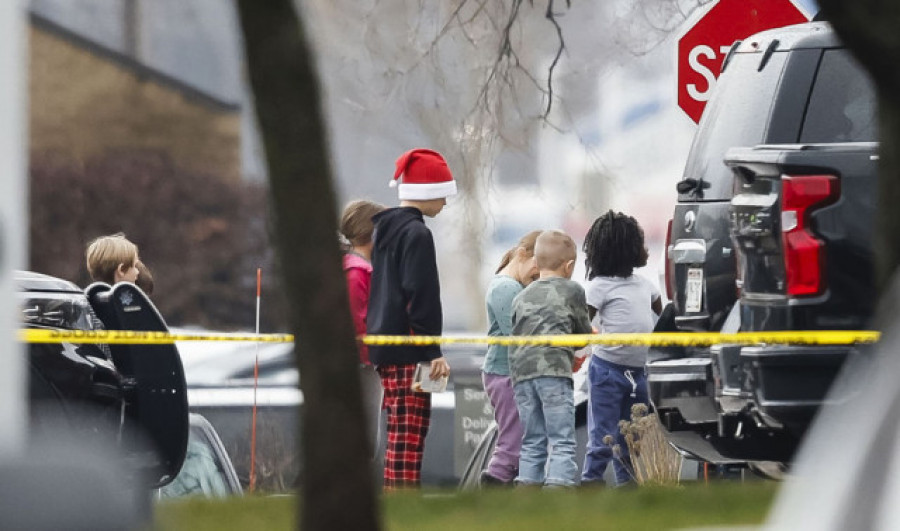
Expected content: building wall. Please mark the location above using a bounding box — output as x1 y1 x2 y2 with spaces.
29 20 240 182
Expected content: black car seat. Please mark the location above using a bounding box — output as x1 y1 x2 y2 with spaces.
87 282 188 489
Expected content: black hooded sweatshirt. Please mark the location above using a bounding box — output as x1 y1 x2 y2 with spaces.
367 206 442 366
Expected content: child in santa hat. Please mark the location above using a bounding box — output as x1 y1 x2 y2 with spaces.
367 148 455 489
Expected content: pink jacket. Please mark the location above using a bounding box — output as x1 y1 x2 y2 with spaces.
343 253 373 365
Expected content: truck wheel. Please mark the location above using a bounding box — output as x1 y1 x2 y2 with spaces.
748 461 788 480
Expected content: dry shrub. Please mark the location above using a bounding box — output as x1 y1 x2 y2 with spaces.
29 150 289 330
229 417 298 492
605 403 682 486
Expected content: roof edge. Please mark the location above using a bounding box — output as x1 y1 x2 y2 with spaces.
30 11 241 113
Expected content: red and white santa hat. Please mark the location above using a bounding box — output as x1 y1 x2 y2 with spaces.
389 148 457 200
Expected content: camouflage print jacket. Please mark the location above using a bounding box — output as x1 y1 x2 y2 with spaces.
509 276 592 384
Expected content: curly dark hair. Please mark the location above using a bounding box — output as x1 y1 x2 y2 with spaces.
583 210 648 279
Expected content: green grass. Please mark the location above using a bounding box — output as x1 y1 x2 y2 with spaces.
156 482 778 531
156 495 295 531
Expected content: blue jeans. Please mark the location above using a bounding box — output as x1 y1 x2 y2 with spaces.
513 376 577 487
582 356 649 485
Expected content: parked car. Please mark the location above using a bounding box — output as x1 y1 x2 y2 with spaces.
650 21 878 468
158 413 242 499
175 338 301 490
175 334 489 488
20 270 189 488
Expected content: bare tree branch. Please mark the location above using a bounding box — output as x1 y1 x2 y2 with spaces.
542 0 567 119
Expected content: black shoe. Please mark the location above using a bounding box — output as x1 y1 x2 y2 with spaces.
480 471 512 487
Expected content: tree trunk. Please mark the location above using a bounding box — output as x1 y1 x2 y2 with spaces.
817 1 900 293
236 2 379 530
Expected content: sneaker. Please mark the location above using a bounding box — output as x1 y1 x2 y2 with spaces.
542 483 575 491
614 480 638 490
480 471 512 487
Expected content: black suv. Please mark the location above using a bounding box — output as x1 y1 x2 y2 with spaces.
650 22 877 465
22 270 188 487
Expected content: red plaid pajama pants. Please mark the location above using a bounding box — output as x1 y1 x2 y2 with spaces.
377 364 431 489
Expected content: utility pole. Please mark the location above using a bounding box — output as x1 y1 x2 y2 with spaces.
124 0 142 61
0 0 27 457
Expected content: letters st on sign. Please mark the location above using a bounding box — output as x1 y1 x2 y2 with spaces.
677 0 809 123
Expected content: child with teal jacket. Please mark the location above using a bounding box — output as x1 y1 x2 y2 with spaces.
480 231 540 485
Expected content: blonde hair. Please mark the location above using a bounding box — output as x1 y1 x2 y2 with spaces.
340 200 385 247
86 233 139 285
534 230 577 271
495 230 541 274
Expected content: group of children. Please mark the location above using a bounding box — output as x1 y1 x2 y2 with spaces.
481 213 661 488
339 146 662 490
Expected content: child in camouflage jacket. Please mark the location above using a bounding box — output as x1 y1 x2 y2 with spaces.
509 230 592 488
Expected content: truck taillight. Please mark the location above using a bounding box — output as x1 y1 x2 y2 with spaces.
665 218 673 300
781 175 839 296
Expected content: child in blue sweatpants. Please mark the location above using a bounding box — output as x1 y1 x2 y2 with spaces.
580 211 661 486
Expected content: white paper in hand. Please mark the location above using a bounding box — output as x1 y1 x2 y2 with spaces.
410 361 448 393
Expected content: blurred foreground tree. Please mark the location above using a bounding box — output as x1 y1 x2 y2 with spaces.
817 1 900 292
237 1 379 530
29 150 288 330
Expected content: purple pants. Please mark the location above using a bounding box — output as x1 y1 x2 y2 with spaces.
483 372 524 482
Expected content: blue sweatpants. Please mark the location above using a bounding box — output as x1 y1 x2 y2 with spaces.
581 356 649 485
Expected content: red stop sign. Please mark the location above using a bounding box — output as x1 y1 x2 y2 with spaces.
677 0 809 123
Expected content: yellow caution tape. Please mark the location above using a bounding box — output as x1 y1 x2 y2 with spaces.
362 330 881 348
19 329 295 345
17 329 881 347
